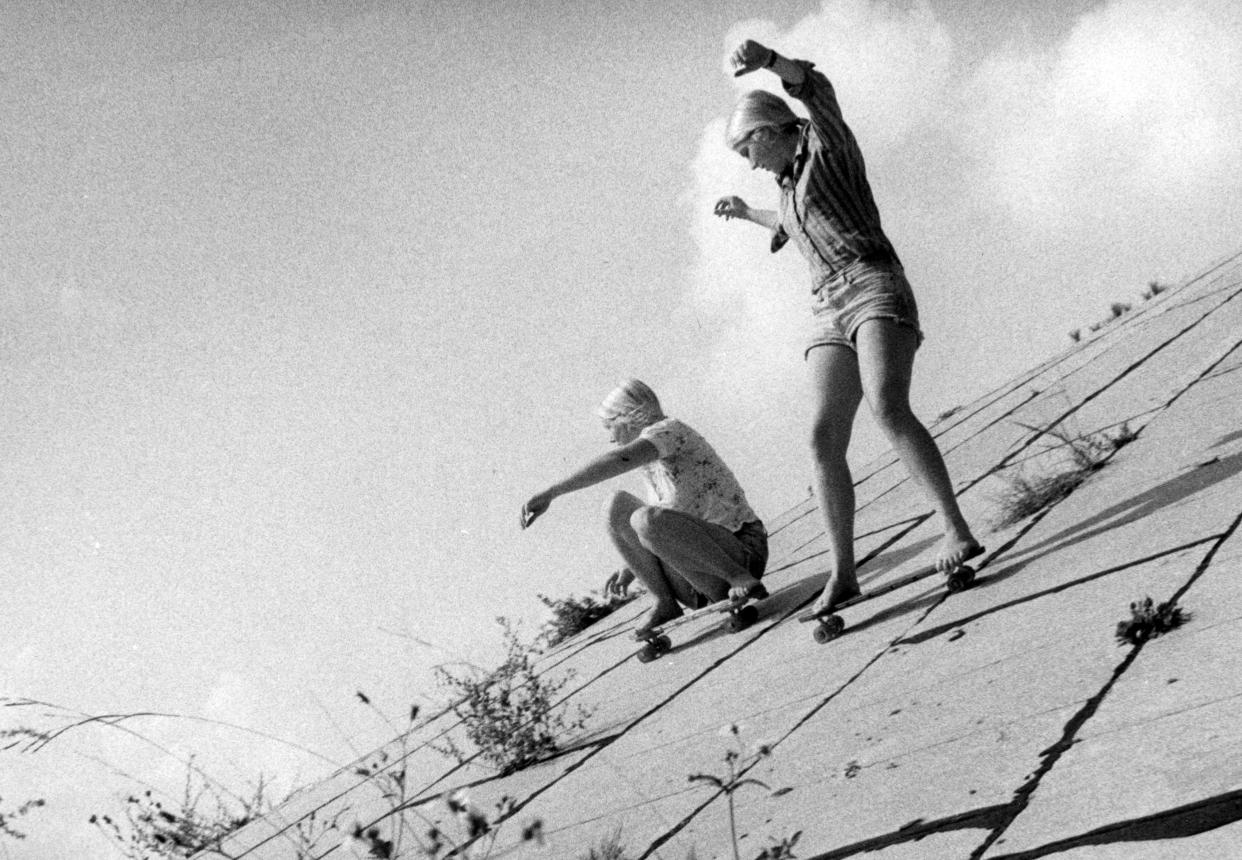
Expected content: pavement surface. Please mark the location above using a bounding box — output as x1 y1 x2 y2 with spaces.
209 249 1242 859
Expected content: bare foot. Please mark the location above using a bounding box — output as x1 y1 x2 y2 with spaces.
936 532 984 572
811 574 861 616
727 577 767 604
634 602 683 638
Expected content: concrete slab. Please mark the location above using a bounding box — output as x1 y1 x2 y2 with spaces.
215 252 1242 860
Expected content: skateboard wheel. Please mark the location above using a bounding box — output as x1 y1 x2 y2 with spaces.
812 615 845 644
637 644 657 663
656 634 671 653
729 605 759 632
947 565 975 593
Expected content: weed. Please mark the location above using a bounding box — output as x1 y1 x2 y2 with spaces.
1068 329 1081 343
1116 597 1190 646
351 790 542 859
578 826 633 860
992 470 1086 528
753 832 801 860
1141 280 1169 301
1109 302 1131 319
688 725 797 860
88 759 270 859
992 422 1136 530
538 589 637 649
0 796 46 841
436 619 591 773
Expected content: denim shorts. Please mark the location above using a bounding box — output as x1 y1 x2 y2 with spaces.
805 259 923 358
733 518 769 579
688 518 769 609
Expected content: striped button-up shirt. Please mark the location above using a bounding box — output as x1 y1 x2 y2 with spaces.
771 60 899 290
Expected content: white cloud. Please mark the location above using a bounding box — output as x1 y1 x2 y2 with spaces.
684 0 1242 425
964 0 1242 237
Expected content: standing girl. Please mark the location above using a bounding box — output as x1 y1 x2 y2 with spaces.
713 39 981 615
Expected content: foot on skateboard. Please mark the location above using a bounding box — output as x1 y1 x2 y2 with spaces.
799 557 982 644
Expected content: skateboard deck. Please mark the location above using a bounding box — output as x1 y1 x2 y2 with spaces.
798 554 982 644
635 584 769 663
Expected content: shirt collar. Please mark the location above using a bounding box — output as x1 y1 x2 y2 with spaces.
778 120 811 185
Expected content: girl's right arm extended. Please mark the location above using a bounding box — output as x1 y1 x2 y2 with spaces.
521 438 659 528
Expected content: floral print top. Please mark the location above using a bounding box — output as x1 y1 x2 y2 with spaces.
638 418 759 532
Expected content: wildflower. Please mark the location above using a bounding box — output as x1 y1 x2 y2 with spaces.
444 790 491 838
445 790 470 814
522 819 545 844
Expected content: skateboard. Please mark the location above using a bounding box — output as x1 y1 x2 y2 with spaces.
798 559 979 644
635 585 769 663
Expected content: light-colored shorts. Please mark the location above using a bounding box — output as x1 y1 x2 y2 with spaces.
805 259 924 358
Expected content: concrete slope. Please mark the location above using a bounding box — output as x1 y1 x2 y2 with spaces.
210 248 1242 860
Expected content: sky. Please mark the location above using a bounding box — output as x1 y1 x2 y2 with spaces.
3 0 1242 854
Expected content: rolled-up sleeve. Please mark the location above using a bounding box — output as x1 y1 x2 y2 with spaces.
783 60 849 147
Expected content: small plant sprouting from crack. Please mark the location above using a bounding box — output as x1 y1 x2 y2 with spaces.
537 589 638 649
436 618 591 774
577 827 634 860
1141 280 1170 301
992 421 1137 530
88 760 274 859
1116 597 1191 646
348 693 546 859
688 725 799 860
351 790 544 860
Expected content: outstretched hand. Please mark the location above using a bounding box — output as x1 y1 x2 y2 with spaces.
730 39 774 77
713 196 750 221
520 492 553 529
604 568 635 600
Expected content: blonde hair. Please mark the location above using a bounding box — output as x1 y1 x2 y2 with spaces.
725 90 799 150
597 379 665 428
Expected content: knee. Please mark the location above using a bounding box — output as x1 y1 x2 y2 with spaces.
869 396 917 436
809 415 850 464
628 505 669 546
603 491 640 536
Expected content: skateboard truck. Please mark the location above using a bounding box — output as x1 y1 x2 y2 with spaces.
634 583 769 663
800 559 980 644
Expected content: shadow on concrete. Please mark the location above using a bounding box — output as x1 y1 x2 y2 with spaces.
896 536 1218 646
1005 450 1242 565
1210 429 1242 449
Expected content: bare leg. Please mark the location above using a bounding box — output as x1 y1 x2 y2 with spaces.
604 491 692 631
854 319 980 570
628 506 762 603
807 344 865 614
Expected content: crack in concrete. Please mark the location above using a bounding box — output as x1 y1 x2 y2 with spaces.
986 787 1242 859
256 258 1242 858
967 508 1242 859
897 535 1219 647
629 308 1242 858
956 280 1242 496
